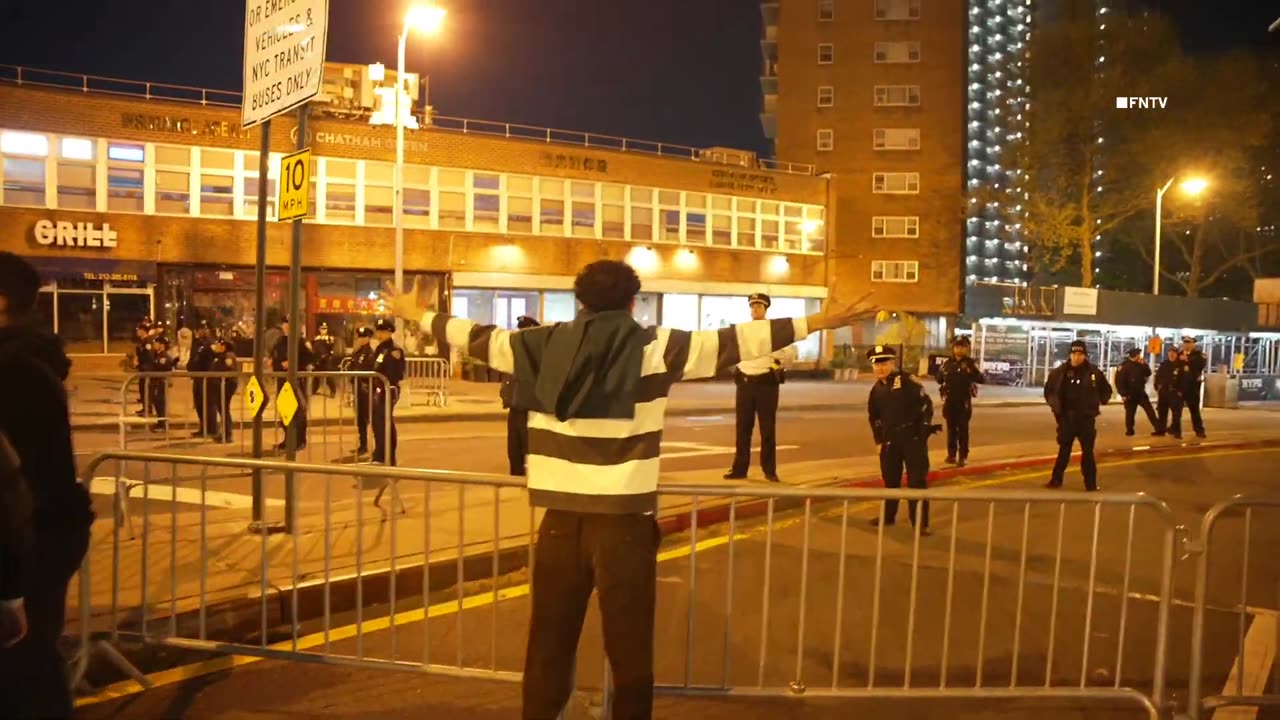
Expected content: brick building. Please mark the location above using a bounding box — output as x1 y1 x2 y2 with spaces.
0 67 829 366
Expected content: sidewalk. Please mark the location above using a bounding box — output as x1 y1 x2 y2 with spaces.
68 372 1047 430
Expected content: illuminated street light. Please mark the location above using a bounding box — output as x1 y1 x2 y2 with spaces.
1153 175 1209 295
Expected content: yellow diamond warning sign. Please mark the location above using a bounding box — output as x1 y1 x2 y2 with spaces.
275 381 301 427
277 148 311 222
244 376 266 419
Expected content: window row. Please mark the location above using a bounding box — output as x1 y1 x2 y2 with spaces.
818 0 921 21
818 86 923 108
818 42 921 65
872 216 919 238
872 260 919 283
813 129 921 153
0 130 826 254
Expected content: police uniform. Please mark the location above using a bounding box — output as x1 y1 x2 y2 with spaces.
724 292 792 483
208 337 239 443
133 322 153 415
1115 347 1160 436
1154 349 1186 438
1043 339 1113 491
270 317 316 451
188 321 218 437
935 336 985 466
1179 337 1208 438
370 318 406 465
311 322 338 397
867 345 935 533
144 335 174 432
502 315 541 475
349 326 377 454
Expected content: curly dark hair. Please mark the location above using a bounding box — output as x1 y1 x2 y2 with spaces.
573 260 641 313
0 252 41 319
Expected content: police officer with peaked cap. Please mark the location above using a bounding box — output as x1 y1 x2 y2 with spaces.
724 293 794 483
348 325 377 455
1043 339 1113 491
270 315 315 452
370 317 406 466
866 344 936 535
934 335 985 467
1179 335 1208 438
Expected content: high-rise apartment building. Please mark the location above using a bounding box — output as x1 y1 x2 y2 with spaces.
760 0 967 325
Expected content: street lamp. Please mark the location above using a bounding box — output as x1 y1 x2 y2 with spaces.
394 4 447 302
1153 175 1208 295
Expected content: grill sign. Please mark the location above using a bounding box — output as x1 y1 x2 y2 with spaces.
33 220 118 249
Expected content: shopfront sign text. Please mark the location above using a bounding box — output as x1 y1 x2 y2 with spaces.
709 169 777 195
539 151 609 174
121 113 251 139
290 127 429 153
33 220 118 249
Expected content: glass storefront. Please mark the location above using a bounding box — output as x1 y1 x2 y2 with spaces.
26 258 156 355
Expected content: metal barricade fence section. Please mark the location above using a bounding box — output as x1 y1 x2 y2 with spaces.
71 453 1181 719
402 358 449 408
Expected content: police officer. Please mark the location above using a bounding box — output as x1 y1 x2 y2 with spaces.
370 318 406 466
188 320 218 438
311 321 337 397
1043 339 1113 491
867 345 936 535
1179 336 1208 438
1115 348 1159 436
724 293 793 483
935 335 985 467
145 334 174 433
132 322 153 416
270 316 315 452
349 325 377 455
502 315 541 475
208 334 238 444
1154 347 1185 439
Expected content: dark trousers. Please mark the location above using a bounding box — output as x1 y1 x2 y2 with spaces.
355 383 371 451
523 510 659 720
730 378 779 477
1050 414 1098 490
879 437 930 527
1158 392 1184 437
508 408 530 475
371 388 398 465
943 399 971 460
192 379 207 433
275 377 308 445
147 378 167 427
1123 393 1159 434
213 380 236 442
1184 383 1206 435
0 525 91 719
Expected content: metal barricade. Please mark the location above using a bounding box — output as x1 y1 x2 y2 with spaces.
69 454 1179 719
1187 496 1280 719
402 357 450 407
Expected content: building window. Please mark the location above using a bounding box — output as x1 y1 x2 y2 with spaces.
760 201 780 250
570 181 597 238
816 129 834 151
403 164 431 228
154 145 191 215
54 137 95 211
735 197 758 248
199 148 236 217
873 128 921 150
538 178 565 235
709 195 732 246
872 216 920 237
107 141 145 213
438 168 467 229
819 0 834 21
874 41 921 63
817 85 835 107
658 190 680 242
874 0 921 20
364 161 395 226
473 172 501 232
874 85 922 106
241 151 277 220
818 43 834 64
629 187 654 241
1 157 45 207
685 193 707 244
323 158 357 223
872 172 920 193
507 175 534 234
601 184 626 239
872 260 919 283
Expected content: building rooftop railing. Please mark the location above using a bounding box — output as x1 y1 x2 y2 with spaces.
0 64 816 176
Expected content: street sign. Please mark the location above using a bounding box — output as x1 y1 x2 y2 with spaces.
243 376 266 419
241 0 329 129
276 381 301 427
277 148 311 221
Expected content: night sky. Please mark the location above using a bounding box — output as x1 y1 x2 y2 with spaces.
1 1 1277 160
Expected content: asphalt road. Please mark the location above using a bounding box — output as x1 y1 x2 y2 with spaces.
76 449 1280 720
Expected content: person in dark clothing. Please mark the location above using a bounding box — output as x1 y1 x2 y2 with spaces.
867 345 937 536
208 336 238 444
1154 347 1185 439
724 293 793 483
370 318 407 466
0 251 95 719
348 326 376 455
310 322 338 397
1179 336 1208 438
1115 348 1160 436
132 322 153 417
934 335 985 467
270 316 315 452
145 334 174 433
1043 339 1113 491
501 315 541 475
188 321 218 437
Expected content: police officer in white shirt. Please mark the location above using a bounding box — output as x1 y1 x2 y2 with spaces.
724 293 795 483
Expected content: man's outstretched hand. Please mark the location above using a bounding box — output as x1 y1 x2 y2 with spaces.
807 291 877 332
381 276 433 321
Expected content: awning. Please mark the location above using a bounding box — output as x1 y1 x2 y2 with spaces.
29 257 157 284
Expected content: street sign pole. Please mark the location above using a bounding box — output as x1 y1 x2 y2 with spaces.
250 118 270 527
284 106 307 535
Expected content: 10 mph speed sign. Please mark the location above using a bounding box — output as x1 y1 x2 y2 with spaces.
278 148 312 222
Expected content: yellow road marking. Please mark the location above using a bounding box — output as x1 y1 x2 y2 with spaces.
76 445 1279 706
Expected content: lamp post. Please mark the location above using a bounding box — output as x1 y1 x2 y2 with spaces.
1153 176 1208 295
394 4 446 301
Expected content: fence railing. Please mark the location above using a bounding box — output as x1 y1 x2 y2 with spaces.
68 451 1238 719
0 64 816 175
402 358 449 407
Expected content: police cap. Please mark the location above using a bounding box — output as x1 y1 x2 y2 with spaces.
1126 348 1142 359
516 315 540 329
375 317 396 332
319 322 328 331
748 293 771 309
1070 339 1088 354
356 326 375 338
951 335 971 347
866 344 896 363
1181 335 1196 343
